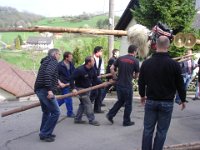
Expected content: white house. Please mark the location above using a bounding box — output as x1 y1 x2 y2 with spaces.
26 36 54 51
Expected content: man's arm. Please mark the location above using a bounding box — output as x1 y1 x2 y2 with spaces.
110 64 117 80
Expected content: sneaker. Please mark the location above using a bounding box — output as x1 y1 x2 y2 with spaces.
89 120 100 126
74 119 87 124
106 114 114 124
40 136 55 142
123 121 135 127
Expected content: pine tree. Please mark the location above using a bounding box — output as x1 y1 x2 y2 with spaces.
15 37 21 50
17 35 23 45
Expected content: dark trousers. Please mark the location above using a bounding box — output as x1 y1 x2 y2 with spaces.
101 84 113 103
142 100 173 150
90 89 102 112
107 85 133 124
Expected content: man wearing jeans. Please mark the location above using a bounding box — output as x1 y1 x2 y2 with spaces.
34 48 61 142
106 45 139 126
138 36 186 150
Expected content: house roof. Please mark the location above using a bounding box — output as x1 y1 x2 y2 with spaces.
27 36 52 44
115 0 139 30
0 60 36 97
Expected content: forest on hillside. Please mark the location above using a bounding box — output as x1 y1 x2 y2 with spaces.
0 6 44 28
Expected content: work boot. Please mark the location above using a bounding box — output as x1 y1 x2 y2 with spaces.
89 120 100 126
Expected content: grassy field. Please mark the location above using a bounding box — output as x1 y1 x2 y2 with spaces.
0 50 46 70
0 15 120 70
33 15 107 28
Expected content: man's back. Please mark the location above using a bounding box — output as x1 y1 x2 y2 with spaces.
139 52 185 101
115 54 139 87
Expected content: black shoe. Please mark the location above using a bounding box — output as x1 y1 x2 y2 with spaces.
123 121 135 127
89 120 100 126
67 114 75 118
40 136 55 142
192 97 200 100
49 134 56 138
101 103 106 107
94 110 104 114
185 100 189 103
74 119 87 124
106 114 114 124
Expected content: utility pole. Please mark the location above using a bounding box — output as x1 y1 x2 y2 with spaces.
108 0 114 58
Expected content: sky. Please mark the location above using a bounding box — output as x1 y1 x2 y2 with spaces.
0 0 131 17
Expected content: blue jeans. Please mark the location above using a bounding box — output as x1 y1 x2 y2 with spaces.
107 85 133 124
142 100 173 150
57 87 73 116
35 88 60 138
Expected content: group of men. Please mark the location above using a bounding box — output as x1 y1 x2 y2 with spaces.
34 35 187 150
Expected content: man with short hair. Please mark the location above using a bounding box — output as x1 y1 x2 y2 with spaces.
106 45 139 126
57 51 75 117
34 48 61 142
138 36 186 150
90 46 105 113
101 49 119 105
71 56 101 126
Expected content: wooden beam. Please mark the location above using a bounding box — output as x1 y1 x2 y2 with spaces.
1 80 115 117
0 26 127 36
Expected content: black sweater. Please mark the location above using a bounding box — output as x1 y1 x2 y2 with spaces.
138 52 186 102
34 56 58 92
70 65 101 89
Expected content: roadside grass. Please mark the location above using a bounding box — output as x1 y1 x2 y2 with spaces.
0 50 46 70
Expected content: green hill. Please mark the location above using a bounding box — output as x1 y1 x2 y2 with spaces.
0 14 113 45
34 15 108 28
0 6 44 28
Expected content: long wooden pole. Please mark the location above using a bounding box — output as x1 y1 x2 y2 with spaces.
1 26 200 45
0 26 127 36
1 80 115 117
4 73 113 101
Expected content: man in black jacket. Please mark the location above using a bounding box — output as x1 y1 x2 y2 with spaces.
71 56 102 126
34 48 61 142
90 46 104 113
138 36 186 150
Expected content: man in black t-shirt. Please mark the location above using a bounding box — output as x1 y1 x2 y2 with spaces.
106 45 139 126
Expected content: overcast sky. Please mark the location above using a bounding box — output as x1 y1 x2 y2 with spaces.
0 0 131 17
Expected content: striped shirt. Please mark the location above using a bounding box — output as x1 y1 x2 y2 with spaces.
34 56 59 93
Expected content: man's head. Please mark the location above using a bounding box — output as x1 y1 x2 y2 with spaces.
112 49 119 58
85 56 95 68
187 49 192 55
48 48 60 61
63 51 73 62
156 36 170 52
128 45 138 55
93 46 103 57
